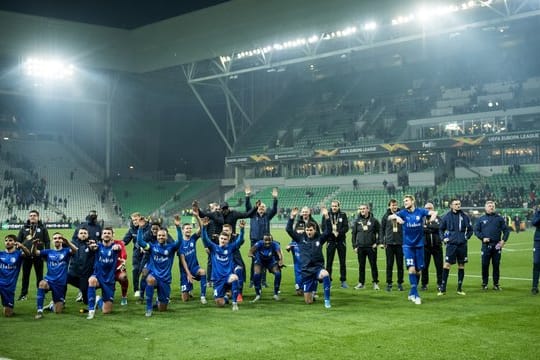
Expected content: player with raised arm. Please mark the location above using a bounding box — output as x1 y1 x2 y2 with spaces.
33 233 78 319
388 195 437 305
286 206 333 308
248 234 284 302
0 235 31 317
177 211 207 304
201 218 246 311
137 217 182 317
86 227 121 320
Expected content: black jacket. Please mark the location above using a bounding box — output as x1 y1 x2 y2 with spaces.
351 213 380 248
286 217 332 278
17 220 50 250
321 210 348 242
68 237 95 277
423 215 442 247
380 209 403 246
439 210 473 245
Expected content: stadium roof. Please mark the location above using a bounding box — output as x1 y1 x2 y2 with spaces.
0 0 230 30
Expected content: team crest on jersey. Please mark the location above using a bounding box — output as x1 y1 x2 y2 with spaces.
59 254 64 260
190 243 194 248
316 241 320 247
416 216 420 221
224 250 228 255
482 220 488 224
164 250 169 256
10 257 16 263
107 250 112 256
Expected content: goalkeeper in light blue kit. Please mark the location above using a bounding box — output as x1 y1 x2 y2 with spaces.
388 195 437 305
33 233 78 319
201 217 246 311
137 217 181 317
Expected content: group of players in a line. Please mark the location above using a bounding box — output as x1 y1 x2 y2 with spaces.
1 191 522 319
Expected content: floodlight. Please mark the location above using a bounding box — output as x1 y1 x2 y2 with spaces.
22 57 75 80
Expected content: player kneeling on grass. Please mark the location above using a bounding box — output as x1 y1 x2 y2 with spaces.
202 218 246 311
286 206 333 308
86 227 121 320
1 235 31 317
248 234 284 302
176 212 207 304
34 233 78 319
136 217 182 317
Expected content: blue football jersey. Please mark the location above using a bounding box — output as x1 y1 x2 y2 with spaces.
397 207 430 247
41 248 72 284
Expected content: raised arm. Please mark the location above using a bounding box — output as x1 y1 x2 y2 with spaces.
63 236 78 255
136 217 150 250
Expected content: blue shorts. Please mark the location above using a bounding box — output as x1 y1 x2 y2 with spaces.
180 266 202 293
212 277 232 299
0 286 15 308
98 280 116 302
403 246 425 271
155 279 171 304
302 268 324 293
255 258 278 271
45 279 67 303
445 243 468 265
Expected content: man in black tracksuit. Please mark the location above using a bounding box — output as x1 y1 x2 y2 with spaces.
322 200 349 288
122 212 151 297
16 209 50 300
474 200 509 290
422 202 444 291
286 206 333 307
351 204 380 290
439 198 473 295
380 199 404 292
67 227 95 308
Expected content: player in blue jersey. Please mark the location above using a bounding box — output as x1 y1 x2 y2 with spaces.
33 233 78 319
248 234 284 302
86 227 122 320
176 212 207 304
286 206 333 308
137 217 182 317
0 234 31 317
221 223 246 303
201 218 246 311
388 195 437 305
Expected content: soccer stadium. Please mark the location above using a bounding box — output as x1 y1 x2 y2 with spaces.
0 1 539 359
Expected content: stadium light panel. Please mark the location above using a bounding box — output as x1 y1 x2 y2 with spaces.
22 57 75 80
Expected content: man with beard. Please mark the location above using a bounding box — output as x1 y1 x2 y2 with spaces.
16 209 50 301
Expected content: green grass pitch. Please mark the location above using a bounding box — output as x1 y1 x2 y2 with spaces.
0 227 539 359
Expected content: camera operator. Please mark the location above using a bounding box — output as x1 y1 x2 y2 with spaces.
16 209 50 300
